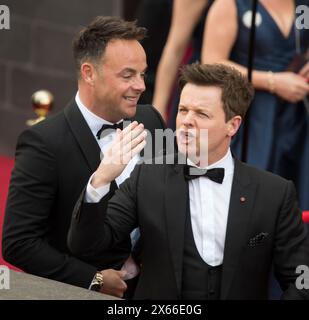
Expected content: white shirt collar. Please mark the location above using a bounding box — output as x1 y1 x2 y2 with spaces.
75 91 123 138
187 148 234 175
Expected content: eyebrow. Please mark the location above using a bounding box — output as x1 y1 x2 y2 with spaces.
179 104 210 112
196 107 209 113
119 67 148 74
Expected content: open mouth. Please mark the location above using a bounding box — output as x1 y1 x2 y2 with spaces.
178 130 196 144
124 96 139 103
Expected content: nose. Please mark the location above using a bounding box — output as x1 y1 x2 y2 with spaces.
182 111 194 127
132 75 146 92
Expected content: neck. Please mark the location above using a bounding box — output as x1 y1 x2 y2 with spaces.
78 85 118 122
207 150 229 166
188 148 230 168
78 86 97 114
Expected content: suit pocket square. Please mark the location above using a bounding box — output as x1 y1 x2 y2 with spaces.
247 232 269 247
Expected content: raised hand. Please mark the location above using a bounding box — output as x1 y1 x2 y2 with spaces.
91 121 147 188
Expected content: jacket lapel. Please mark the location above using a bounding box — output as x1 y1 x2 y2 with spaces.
164 163 188 297
64 101 101 172
220 159 258 299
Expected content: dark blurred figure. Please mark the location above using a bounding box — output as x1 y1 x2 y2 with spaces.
132 0 172 104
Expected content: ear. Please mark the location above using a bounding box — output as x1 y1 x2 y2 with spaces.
227 115 242 137
80 62 96 86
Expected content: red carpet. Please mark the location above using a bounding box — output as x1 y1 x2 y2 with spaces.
0 155 20 270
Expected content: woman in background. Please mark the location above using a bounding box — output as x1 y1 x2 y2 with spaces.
202 0 309 209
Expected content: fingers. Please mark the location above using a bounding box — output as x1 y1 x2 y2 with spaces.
99 269 128 298
121 130 147 158
114 121 146 149
117 121 140 140
113 279 128 298
114 121 140 143
111 122 147 164
121 123 145 146
278 72 309 102
130 139 147 158
297 77 309 90
295 80 309 101
118 270 128 278
299 62 309 78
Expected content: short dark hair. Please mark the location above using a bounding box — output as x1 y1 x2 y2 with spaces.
179 63 254 120
73 16 147 78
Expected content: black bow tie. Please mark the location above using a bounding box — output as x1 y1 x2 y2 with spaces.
184 165 225 184
96 122 123 139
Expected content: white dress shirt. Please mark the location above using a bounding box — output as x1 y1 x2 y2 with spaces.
76 92 141 280
75 92 140 203
187 149 234 266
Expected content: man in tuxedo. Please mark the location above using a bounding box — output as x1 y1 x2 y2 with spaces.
68 63 309 299
2 16 165 298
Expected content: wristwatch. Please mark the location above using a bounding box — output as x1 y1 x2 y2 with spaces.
89 271 104 292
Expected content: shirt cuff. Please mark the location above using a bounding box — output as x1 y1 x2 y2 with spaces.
84 172 111 203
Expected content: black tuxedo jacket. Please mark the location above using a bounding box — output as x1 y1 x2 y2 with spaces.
68 157 309 299
2 100 165 288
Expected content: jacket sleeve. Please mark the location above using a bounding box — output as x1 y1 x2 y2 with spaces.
68 163 141 263
273 181 309 299
2 129 97 288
